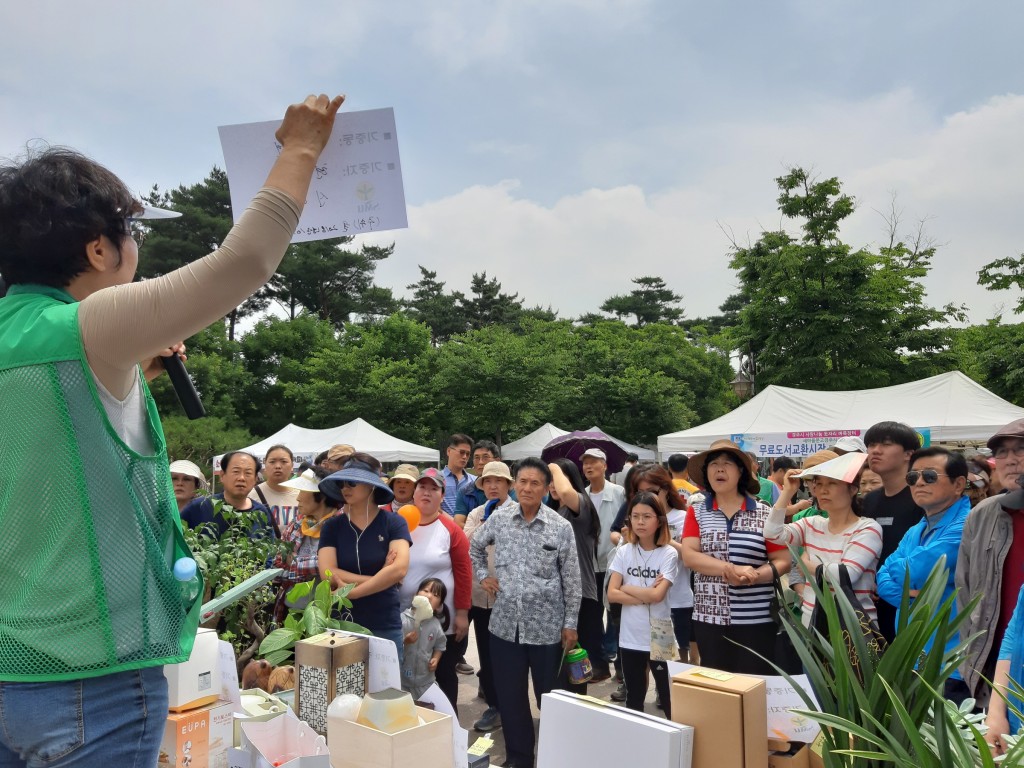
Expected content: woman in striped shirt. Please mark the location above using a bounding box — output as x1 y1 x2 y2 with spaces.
763 453 882 626
682 440 791 675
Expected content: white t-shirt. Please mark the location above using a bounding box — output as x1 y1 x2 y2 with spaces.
399 517 459 625
609 543 678 652
666 509 693 610
249 483 300 530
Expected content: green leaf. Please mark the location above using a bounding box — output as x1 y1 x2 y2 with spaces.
261 648 294 667
287 581 313 603
259 628 299 655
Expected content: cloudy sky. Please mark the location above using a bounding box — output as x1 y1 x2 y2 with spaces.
3 1 1023 324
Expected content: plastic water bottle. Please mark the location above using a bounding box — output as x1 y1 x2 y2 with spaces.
173 557 201 603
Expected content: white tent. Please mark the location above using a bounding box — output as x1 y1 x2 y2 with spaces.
658 371 1024 456
502 423 569 460
585 426 657 462
213 417 439 470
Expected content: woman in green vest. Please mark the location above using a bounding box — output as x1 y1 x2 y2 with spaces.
0 92 343 767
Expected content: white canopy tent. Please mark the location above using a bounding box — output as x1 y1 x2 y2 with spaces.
658 371 1024 456
213 417 439 470
501 423 569 460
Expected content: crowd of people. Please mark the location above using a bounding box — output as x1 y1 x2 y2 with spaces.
1 89 1019 764
162 416 1024 763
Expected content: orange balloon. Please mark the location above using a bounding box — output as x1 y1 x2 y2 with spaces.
397 504 421 532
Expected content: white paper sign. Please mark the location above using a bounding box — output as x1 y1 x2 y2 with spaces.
219 639 242 708
218 108 408 242
668 662 821 742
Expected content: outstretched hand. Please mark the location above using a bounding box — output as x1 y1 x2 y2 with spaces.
275 94 346 158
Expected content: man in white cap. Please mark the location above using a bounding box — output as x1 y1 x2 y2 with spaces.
832 435 868 455
580 448 625 686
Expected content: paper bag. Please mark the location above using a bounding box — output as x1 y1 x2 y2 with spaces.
239 708 330 768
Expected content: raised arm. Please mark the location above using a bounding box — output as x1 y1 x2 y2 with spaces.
80 94 344 397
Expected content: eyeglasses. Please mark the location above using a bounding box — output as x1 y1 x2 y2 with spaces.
451 448 470 457
342 480 362 488
906 469 949 485
629 514 657 523
994 445 1024 460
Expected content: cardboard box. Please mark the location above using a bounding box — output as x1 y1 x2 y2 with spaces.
768 740 809 768
295 632 369 734
159 698 234 768
327 706 452 768
537 690 693 768
671 667 768 768
165 627 222 712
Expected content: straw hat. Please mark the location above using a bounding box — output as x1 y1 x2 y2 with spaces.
687 440 760 494
388 464 420 486
475 461 513 489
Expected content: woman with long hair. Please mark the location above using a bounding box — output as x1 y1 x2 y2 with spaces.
548 458 604 691
682 440 791 674
607 491 677 717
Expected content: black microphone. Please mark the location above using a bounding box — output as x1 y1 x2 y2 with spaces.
161 352 206 420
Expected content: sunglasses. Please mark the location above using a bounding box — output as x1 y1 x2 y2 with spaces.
906 469 949 485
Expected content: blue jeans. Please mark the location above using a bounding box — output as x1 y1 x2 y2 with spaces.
0 666 168 768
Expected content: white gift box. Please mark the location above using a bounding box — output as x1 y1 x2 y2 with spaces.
537 690 693 768
233 708 330 768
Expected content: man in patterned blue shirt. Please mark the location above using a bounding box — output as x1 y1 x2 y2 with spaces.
471 457 582 768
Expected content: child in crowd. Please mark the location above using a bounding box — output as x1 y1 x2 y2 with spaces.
607 491 677 717
400 578 449 700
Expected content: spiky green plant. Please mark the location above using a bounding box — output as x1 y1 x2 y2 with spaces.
762 552 1024 767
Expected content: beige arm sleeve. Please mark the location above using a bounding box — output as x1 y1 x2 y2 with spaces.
79 188 301 398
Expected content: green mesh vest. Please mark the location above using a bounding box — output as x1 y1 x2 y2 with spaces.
0 284 202 681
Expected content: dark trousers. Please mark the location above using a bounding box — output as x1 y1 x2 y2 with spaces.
491 633 562 764
470 606 498 707
619 647 672 718
671 607 693 660
436 632 470 713
693 620 778 676
558 597 605 693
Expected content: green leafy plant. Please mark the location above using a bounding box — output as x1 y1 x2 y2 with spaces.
258 574 371 667
182 500 291 672
764 552 1024 767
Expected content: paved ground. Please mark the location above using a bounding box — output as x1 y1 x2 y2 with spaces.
452 625 667 767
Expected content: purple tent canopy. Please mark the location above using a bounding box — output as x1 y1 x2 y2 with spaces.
541 430 630 473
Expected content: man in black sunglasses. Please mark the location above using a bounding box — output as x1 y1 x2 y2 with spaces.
876 447 969 700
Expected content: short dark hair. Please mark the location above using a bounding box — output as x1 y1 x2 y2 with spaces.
265 444 294 461
313 450 329 466
513 456 552 484
667 453 689 473
448 433 473 449
702 450 754 497
221 451 262 475
473 440 501 459
864 421 920 453
910 447 968 481
342 451 383 474
0 146 142 287
772 457 798 472
625 452 639 463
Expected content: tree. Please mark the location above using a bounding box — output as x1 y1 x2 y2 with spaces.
978 253 1024 314
162 415 254 466
266 239 398 327
600 276 684 327
728 169 962 390
141 168 267 340
404 266 467 345
952 320 1024 406
461 272 526 330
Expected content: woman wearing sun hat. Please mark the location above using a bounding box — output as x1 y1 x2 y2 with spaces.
169 459 209 512
382 463 419 513
682 439 791 674
269 465 342 622
317 453 412 657
763 452 883 626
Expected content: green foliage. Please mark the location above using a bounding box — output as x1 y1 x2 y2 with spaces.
258 576 370 667
769 554 1024 767
728 169 964 390
162 415 254 466
953 321 1024 407
599 275 684 327
979 255 1024 315
183 501 290 669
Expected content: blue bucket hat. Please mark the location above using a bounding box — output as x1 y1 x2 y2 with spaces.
320 459 395 505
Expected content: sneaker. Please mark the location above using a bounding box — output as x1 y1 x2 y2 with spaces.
474 706 502 732
610 683 627 702
456 662 475 675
